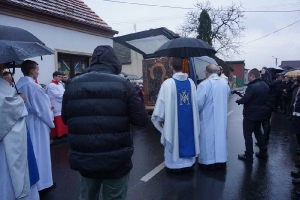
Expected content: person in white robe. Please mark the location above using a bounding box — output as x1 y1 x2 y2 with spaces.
0 77 39 200
197 64 231 170
46 71 68 138
152 57 200 172
16 60 55 192
218 66 228 81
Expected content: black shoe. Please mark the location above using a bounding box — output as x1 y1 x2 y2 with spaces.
291 171 300 178
255 152 268 159
238 154 253 162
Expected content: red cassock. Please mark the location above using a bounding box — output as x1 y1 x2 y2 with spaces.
51 116 68 138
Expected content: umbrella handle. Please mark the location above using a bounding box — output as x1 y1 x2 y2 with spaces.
8 67 19 93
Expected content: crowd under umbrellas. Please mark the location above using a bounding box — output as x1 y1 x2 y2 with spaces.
1 23 300 200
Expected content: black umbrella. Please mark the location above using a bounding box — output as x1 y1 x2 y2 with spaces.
0 25 44 44
154 37 216 58
0 40 54 63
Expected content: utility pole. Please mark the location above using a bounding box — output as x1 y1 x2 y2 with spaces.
134 23 136 33
272 56 279 66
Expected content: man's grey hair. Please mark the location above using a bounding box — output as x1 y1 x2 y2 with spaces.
206 64 218 74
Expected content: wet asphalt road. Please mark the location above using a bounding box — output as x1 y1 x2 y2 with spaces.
42 93 300 200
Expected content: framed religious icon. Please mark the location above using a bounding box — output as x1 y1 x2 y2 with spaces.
142 57 171 107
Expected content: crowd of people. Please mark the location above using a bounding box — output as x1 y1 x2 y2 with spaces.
1 45 300 200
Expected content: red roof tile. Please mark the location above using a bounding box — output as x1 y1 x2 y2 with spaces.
3 0 117 34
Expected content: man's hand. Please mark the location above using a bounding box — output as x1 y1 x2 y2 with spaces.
283 89 287 93
18 93 26 102
159 121 164 128
50 105 54 110
237 96 242 100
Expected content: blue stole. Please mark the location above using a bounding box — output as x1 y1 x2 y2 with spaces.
27 130 39 187
173 78 195 158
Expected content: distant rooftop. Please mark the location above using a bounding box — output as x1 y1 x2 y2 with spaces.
280 60 300 69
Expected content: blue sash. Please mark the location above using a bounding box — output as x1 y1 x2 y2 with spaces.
173 78 195 158
27 130 39 187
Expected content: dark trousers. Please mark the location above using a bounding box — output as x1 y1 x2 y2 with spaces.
275 96 282 111
282 99 292 117
262 106 273 142
243 119 267 158
79 173 130 200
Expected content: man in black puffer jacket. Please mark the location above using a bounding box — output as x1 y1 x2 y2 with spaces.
261 68 279 144
62 45 148 200
236 68 269 162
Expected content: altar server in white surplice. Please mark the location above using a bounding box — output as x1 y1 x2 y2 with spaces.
152 57 200 173
0 77 40 200
16 60 55 192
197 64 230 170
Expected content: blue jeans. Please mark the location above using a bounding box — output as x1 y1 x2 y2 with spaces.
79 173 130 200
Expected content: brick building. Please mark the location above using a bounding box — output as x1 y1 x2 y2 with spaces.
226 61 245 87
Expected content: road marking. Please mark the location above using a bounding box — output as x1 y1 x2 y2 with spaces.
140 162 165 182
227 111 233 116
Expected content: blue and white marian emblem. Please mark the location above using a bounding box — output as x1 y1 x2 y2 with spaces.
180 90 190 105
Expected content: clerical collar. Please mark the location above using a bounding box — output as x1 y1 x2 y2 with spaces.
51 80 59 85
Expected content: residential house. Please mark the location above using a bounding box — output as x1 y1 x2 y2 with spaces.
113 41 143 77
226 61 246 87
280 60 300 70
0 0 117 84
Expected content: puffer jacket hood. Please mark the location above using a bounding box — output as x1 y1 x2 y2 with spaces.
89 45 122 75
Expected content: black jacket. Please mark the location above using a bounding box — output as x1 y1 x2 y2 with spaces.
294 89 300 113
261 73 278 109
236 78 269 121
281 80 293 99
62 46 148 179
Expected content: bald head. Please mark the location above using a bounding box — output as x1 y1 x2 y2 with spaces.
206 64 218 74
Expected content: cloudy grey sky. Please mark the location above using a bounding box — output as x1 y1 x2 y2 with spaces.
82 0 300 69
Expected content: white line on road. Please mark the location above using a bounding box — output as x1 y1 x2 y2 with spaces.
227 111 233 116
140 162 165 182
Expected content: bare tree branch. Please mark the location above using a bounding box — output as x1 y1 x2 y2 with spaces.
177 1 245 58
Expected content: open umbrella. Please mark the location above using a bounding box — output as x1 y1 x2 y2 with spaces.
154 37 216 58
0 25 44 44
0 40 54 63
285 70 300 78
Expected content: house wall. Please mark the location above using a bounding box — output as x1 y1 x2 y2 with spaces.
121 50 143 77
0 14 112 84
227 63 245 87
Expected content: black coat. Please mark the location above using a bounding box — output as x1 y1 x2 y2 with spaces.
236 78 269 121
261 73 278 109
62 46 148 179
281 80 293 99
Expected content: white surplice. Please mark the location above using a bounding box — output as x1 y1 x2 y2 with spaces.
152 73 200 169
197 73 230 165
46 81 64 117
0 78 39 199
16 76 55 191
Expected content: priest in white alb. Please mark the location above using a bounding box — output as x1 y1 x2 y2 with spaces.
197 64 230 170
46 71 68 138
152 57 200 173
0 77 39 199
16 60 55 192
